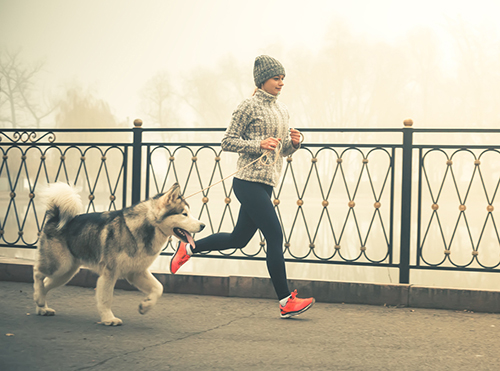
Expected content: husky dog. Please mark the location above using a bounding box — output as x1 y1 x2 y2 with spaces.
33 182 204 326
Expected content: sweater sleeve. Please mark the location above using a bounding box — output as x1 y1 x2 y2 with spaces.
281 136 300 157
280 110 300 157
221 101 263 155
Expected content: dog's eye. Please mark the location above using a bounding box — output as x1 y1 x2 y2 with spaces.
183 213 188 217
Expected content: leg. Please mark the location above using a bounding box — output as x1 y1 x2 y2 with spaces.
127 270 163 315
171 205 258 273
33 261 80 316
95 270 122 326
230 179 290 300
194 205 258 252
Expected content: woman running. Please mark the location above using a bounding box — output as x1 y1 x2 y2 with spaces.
170 55 315 318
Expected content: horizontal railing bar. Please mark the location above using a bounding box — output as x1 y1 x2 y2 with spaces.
10 144 497 150
301 144 401 148
1 127 404 134
0 142 402 149
298 128 404 133
3 127 500 134
0 128 133 133
141 127 405 133
413 145 500 150
410 265 500 273
142 128 226 132
141 142 402 148
0 244 37 249
0 143 133 147
414 128 500 133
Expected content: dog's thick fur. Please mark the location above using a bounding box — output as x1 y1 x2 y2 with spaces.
33 182 204 326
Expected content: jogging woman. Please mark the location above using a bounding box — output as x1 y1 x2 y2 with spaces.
170 55 315 318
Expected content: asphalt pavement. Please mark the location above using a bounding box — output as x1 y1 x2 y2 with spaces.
1 281 500 371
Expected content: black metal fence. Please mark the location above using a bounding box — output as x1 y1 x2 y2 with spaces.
2 120 500 284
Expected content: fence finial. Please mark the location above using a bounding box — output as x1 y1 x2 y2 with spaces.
403 118 413 127
133 119 143 128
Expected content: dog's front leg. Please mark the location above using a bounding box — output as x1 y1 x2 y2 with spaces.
95 270 122 326
127 270 163 315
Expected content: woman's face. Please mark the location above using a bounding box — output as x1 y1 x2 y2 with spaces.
261 75 285 96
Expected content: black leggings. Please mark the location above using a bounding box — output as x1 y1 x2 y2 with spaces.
193 178 290 300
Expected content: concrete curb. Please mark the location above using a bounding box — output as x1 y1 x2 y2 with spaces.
2 260 500 313
409 286 500 313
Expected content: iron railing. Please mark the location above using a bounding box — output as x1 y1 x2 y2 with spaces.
2 120 500 284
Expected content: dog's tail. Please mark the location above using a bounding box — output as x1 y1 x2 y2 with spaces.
41 182 83 230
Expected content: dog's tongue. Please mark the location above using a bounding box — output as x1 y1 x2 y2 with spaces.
185 230 195 248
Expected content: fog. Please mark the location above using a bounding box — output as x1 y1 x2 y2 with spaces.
2 1 500 289
2 0 500 128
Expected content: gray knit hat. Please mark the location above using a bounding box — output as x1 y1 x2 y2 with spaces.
253 55 285 87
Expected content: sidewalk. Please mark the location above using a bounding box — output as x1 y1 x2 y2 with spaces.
1 281 499 371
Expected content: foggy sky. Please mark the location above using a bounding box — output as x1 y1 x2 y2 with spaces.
1 0 500 125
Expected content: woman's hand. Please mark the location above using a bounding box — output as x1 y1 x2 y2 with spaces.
260 137 281 151
290 128 302 147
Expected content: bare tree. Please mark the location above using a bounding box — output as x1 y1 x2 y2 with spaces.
55 85 118 128
139 56 250 129
139 71 178 127
402 27 453 126
179 55 251 127
284 20 411 130
446 19 500 127
0 49 56 128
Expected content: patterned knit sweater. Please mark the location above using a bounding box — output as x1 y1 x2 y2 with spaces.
221 89 299 187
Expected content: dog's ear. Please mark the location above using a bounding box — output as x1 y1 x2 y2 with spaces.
169 183 182 201
159 183 182 208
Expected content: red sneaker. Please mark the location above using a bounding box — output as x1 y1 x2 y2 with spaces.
170 242 191 274
279 290 315 318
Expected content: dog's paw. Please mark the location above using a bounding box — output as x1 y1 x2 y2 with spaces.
139 299 154 314
99 317 123 326
36 306 56 316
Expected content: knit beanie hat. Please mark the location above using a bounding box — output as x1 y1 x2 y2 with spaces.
253 55 285 87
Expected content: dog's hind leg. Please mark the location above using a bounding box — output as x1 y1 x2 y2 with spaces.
127 270 164 315
95 270 122 326
33 263 80 316
33 266 55 316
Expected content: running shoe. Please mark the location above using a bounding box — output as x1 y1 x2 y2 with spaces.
170 242 191 274
279 289 315 318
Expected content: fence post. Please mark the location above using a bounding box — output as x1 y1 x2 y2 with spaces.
131 119 143 205
399 118 414 284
